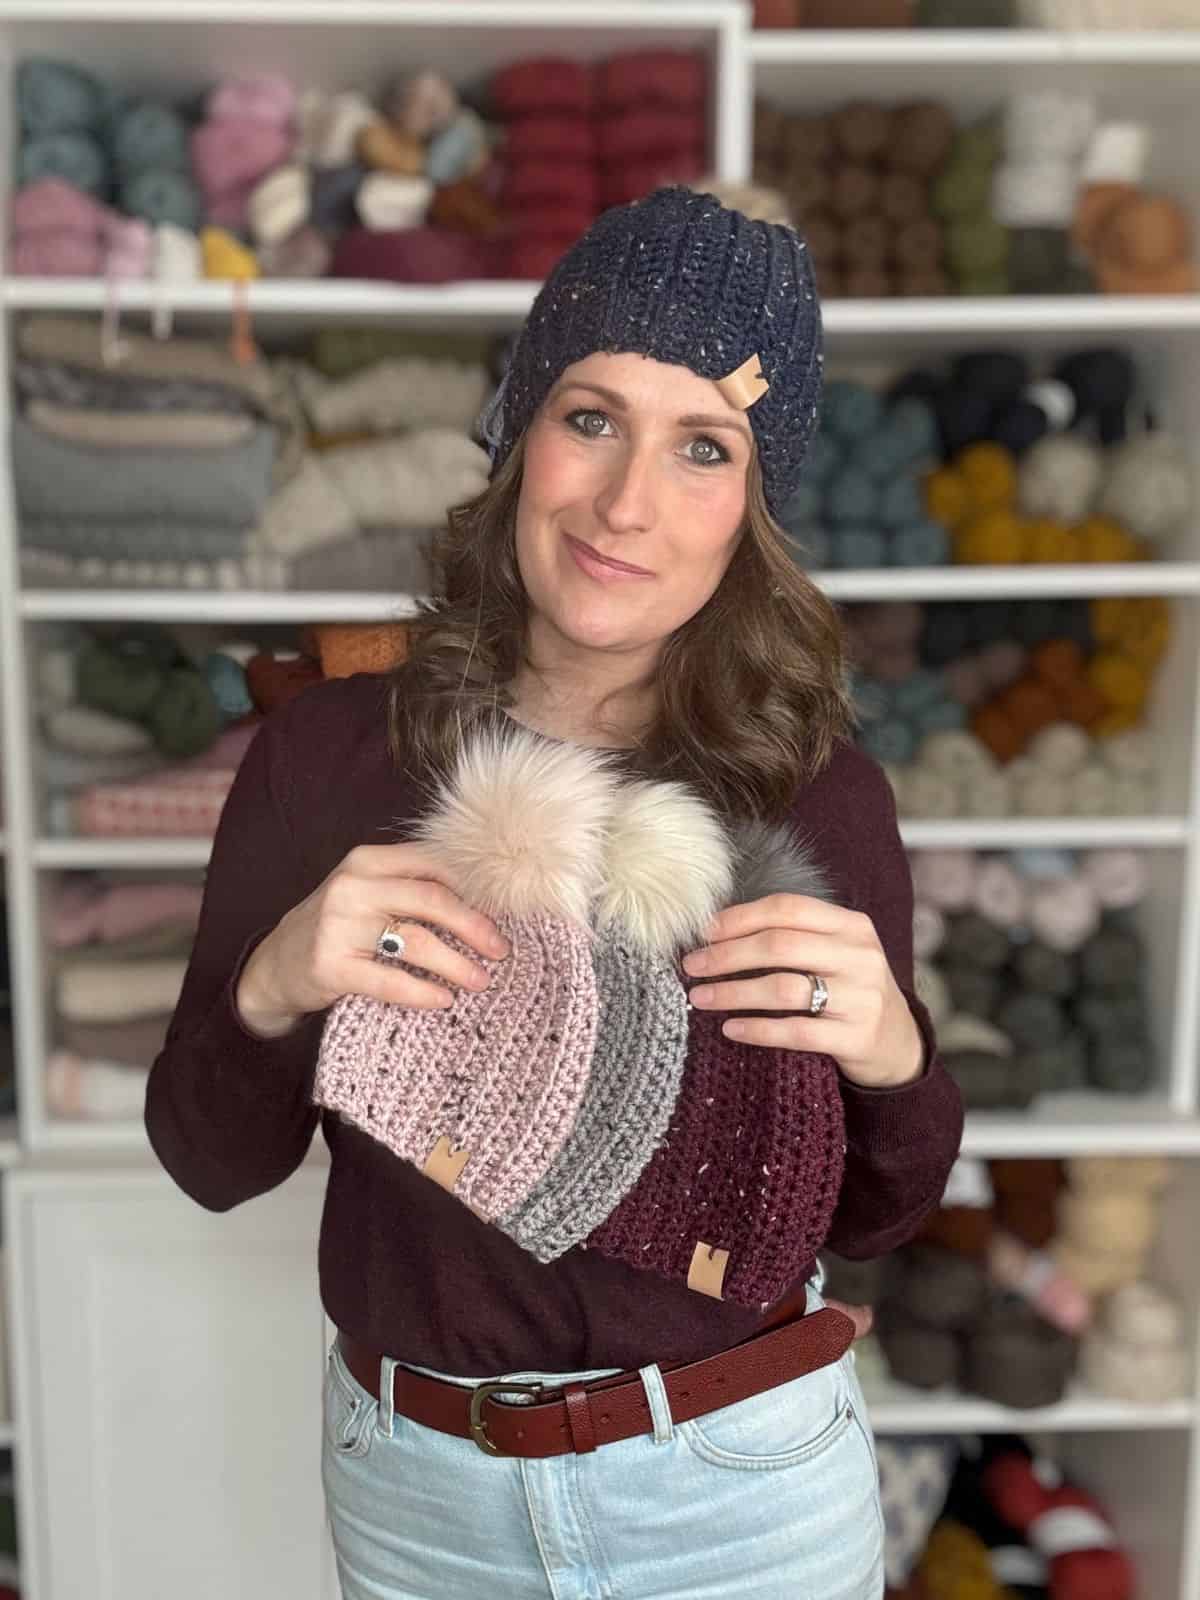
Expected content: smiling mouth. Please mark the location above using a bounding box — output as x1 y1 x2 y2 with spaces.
565 534 654 576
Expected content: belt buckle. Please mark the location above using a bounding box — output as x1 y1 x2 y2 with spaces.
468 1380 544 1456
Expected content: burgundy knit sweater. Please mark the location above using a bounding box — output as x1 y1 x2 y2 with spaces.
145 673 963 1377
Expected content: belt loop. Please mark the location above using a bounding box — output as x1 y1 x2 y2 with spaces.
379 1355 398 1438
638 1363 675 1445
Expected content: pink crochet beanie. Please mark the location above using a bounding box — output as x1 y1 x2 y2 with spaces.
313 725 613 1221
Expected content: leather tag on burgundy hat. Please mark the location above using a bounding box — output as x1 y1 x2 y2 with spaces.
688 1240 730 1299
714 353 769 410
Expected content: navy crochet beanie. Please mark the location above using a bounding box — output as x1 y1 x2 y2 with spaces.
481 186 824 519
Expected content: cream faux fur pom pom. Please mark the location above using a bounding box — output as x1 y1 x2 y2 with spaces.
412 724 620 927
594 778 733 958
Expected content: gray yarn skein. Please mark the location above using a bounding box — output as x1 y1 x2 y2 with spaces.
500 819 831 1264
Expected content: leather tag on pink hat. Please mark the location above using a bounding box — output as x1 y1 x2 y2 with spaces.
423 1135 472 1193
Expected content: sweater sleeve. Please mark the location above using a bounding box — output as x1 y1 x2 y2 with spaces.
143 706 325 1212
822 764 964 1260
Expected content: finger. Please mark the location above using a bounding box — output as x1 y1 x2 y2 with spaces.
354 916 500 997
684 928 856 981
338 958 457 1012
824 1298 873 1341
689 970 836 1015
717 1012 852 1050
359 876 511 963
704 895 871 945
344 842 462 886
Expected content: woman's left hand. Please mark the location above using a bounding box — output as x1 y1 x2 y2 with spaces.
682 893 925 1089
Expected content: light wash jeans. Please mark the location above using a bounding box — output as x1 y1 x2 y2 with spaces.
321 1282 885 1600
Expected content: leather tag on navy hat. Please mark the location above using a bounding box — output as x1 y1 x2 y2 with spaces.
714 352 769 410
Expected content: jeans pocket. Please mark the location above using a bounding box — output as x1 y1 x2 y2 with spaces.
679 1359 853 1471
324 1341 379 1460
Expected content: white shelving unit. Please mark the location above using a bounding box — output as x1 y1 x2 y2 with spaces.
0 4 1199 1595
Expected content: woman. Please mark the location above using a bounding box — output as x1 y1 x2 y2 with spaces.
146 187 962 1599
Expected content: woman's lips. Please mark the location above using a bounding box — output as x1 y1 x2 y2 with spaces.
565 534 654 579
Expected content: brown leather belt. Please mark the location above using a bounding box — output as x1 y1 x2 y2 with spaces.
338 1305 855 1458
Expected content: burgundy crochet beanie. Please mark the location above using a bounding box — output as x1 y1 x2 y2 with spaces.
586 819 844 1309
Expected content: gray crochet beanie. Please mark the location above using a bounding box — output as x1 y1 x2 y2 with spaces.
480 185 824 518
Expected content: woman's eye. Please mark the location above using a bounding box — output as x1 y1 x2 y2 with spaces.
687 436 729 467
567 409 611 438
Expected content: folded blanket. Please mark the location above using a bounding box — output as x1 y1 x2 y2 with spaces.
57 1014 172 1072
16 316 304 483
280 524 434 593
46 1051 150 1120
283 355 488 436
56 957 187 1023
15 355 256 418
257 430 488 555
13 415 276 526
51 877 203 947
72 768 237 837
43 743 165 791
22 515 253 563
26 400 255 449
52 923 195 963
22 543 288 591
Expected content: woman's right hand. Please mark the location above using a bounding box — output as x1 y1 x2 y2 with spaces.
234 843 511 1039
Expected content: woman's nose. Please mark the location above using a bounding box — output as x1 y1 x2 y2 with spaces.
594 447 657 534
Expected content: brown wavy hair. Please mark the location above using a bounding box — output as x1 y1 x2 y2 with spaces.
386 433 853 821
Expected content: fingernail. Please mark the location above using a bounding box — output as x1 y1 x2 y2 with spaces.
490 936 511 957
470 970 490 990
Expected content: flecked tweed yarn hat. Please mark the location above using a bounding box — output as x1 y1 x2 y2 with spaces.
480 184 824 519
586 820 847 1310
312 724 616 1222
500 773 736 1263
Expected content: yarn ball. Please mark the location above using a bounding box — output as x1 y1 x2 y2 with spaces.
913 960 951 1026
822 379 883 441
1019 433 1103 522
910 849 977 913
1029 875 1100 952
1013 938 1076 997
1098 433 1193 542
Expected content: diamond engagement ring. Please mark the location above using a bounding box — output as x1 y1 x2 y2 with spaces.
375 921 407 963
806 973 829 1017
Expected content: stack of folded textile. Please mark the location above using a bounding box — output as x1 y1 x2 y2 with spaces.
45 874 203 1120
36 623 262 837
13 313 300 589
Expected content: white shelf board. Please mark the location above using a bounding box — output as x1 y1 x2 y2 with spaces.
963 1094 1200 1156
0 0 732 24
900 818 1190 850
819 563 1200 602
20 590 422 624
9 280 1200 338
863 1374 1196 1435
749 29 1200 66
19 563 1200 624
34 838 212 870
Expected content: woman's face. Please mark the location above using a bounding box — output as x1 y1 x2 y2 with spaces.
514 350 751 674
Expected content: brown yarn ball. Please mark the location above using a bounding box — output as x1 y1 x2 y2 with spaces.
1000 677 1060 738
845 265 894 297
990 1157 1063 1249
897 267 950 296
779 112 834 172
1098 258 1199 294
880 171 928 225
918 1204 994 1261
885 101 957 178
428 178 502 237
1095 193 1192 275
1073 181 1140 256
842 213 892 270
894 216 944 271
816 266 845 297
753 100 788 176
831 100 893 163
971 702 1024 763
787 166 831 220
829 163 881 221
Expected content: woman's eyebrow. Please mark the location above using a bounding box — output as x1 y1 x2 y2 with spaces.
551 381 752 443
